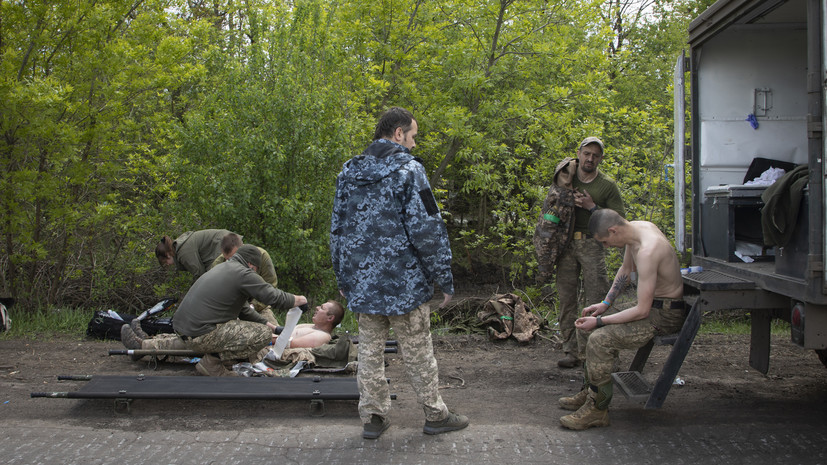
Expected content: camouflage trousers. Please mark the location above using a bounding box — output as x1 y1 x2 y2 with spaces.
579 299 686 386
184 320 272 362
140 333 189 363
555 237 610 357
143 333 188 351
356 303 449 424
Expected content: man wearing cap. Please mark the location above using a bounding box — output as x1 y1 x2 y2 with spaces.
554 137 625 368
122 244 308 376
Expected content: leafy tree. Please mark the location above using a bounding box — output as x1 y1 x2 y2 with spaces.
0 0 199 309
165 0 367 297
601 0 716 242
0 0 713 314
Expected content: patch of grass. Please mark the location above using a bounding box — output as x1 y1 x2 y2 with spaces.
0 306 95 340
337 311 359 334
700 312 789 336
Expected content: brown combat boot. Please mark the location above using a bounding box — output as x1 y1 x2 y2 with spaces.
130 318 150 339
559 388 589 411
120 324 145 361
559 387 610 430
121 324 143 349
195 354 238 377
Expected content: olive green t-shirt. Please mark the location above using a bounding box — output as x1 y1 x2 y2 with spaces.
571 170 625 232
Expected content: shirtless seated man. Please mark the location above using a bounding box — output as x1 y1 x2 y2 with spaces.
558 208 685 430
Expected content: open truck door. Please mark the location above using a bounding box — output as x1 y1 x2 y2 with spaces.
677 0 827 372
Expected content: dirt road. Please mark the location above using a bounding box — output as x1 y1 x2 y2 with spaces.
2 332 827 464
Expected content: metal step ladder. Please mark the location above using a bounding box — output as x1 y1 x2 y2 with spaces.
612 269 757 408
611 299 701 408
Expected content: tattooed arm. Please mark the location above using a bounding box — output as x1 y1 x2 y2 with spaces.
577 243 659 330
604 272 631 308
582 246 635 318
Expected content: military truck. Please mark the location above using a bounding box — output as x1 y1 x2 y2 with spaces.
674 0 827 372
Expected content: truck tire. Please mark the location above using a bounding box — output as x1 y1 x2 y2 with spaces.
818 349 827 369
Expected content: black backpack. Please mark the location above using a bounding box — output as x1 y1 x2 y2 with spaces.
86 298 176 340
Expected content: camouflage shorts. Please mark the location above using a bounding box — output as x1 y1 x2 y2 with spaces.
356 303 448 423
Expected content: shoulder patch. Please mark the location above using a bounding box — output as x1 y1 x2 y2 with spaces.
419 188 439 216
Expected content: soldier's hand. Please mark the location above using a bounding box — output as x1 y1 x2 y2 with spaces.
583 302 608 317
575 316 598 331
574 189 595 210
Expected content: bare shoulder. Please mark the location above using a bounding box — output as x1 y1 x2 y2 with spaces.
631 221 677 268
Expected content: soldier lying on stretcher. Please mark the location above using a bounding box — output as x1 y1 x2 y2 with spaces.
123 299 344 374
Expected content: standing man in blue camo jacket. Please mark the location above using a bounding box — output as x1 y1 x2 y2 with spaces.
330 107 469 440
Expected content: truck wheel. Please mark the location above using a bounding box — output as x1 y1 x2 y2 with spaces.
818 349 827 368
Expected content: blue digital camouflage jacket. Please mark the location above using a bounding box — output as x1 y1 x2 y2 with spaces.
330 139 454 315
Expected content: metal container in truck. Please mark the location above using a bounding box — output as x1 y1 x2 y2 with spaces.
674 0 827 372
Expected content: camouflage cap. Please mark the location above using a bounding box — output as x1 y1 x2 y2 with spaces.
579 137 604 153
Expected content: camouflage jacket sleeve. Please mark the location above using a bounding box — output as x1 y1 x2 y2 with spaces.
400 160 455 295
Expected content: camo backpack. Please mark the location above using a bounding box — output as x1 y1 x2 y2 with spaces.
477 293 542 343
533 157 577 281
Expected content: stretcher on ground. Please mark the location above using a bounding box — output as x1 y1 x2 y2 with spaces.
108 339 398 370
31 374 394 415
109 346 396 359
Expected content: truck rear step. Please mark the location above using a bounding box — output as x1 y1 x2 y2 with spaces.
612 297 702 409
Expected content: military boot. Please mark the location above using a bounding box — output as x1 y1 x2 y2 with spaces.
196 354 238 377
121 324 143 349
120 324 145 361
559 388 589 411
130 318 150 339
423 411 470 435
557 352 581 368
560 364 590 410
559 383 611 430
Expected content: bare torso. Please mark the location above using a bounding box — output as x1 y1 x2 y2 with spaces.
289 323 332 348
628 221 683 299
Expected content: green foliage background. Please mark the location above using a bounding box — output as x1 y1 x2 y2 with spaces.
0 0 714 313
